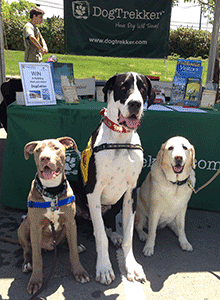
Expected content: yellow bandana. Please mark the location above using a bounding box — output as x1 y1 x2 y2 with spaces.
80 137 92 185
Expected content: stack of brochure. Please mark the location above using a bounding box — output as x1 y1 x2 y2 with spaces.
16 92 25 105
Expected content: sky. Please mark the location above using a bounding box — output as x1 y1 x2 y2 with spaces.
7 0 213 31
171 0 212 31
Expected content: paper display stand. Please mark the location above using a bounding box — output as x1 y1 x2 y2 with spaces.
19 62 56 106
200 89 217 108
170 59 203 106
62 85 79 103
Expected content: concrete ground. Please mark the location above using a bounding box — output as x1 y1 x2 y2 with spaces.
0 127 219 300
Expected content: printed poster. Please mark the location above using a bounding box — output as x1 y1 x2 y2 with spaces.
19 62 56 106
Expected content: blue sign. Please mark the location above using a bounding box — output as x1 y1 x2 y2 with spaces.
170 59 203 106
176 59 203 79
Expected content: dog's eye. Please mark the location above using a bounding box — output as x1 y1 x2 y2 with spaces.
54 147 59 150
182 145 188 150
168 146 174 151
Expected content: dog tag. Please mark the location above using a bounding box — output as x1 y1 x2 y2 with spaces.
51 197 58 211
50 203 55 212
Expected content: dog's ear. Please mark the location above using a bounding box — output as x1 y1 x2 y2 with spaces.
156 143 165 166
58 137 78 152
145 76 155 108
24 142 38 160
102 74 118 102
190 145 196 169
148 89 156 108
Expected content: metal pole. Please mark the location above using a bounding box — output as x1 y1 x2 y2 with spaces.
199 6 202 30
0 0 6 104
206 0 220 84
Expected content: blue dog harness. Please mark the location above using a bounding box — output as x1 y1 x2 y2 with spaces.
27 196 76 209
27 174 76 211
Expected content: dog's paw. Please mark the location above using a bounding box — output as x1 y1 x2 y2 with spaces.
22 262 32 273
142 243 154 256
137 230 148 241
106 228 123 248
126 261 146 283
180 241 193 252
96 260 115 285
27 272 43 294
74 268 90 284
110 233 123 248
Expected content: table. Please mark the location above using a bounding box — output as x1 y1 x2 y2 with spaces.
1 101 220 212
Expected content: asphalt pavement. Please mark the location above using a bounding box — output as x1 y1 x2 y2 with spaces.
0 127 219 300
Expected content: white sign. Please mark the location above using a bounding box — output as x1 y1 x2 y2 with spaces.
75 78 95 96
19 62 56 106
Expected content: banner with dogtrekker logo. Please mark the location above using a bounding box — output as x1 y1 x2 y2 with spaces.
64 0 172 58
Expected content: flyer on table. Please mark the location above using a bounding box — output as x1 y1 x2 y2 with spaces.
19 62 56 106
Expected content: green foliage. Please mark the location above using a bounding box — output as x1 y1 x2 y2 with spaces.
2 0 11 19
2 0 35 50
3 16 65 53
2 0 33 19
39 17 65 54
3 18 25 50
169 27 212 58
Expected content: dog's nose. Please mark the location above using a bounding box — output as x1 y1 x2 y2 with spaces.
175 156 183 163
41 156 50 163
128 100 141 115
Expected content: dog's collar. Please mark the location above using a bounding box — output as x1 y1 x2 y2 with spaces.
100 108 131 133
34 174 67 200
170 176 189 186
27 195 76 210
93 143 144 153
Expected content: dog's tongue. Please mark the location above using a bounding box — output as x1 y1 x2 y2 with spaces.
42 167 60 180
42 168 55 180
173 165 184 173
118 114 141 129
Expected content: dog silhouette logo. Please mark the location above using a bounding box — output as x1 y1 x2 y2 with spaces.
72 1 90 19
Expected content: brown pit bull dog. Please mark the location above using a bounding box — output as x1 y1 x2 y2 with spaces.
18 137 89 295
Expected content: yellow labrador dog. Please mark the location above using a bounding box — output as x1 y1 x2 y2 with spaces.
135 136 196 256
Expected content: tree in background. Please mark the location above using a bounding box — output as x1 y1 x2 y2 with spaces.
2 0 65 53
2 0 33 19
2 0 34 50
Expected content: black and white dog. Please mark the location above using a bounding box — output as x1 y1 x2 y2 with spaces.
75 72 154 285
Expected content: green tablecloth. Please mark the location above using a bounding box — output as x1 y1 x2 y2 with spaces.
1 101 220 212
